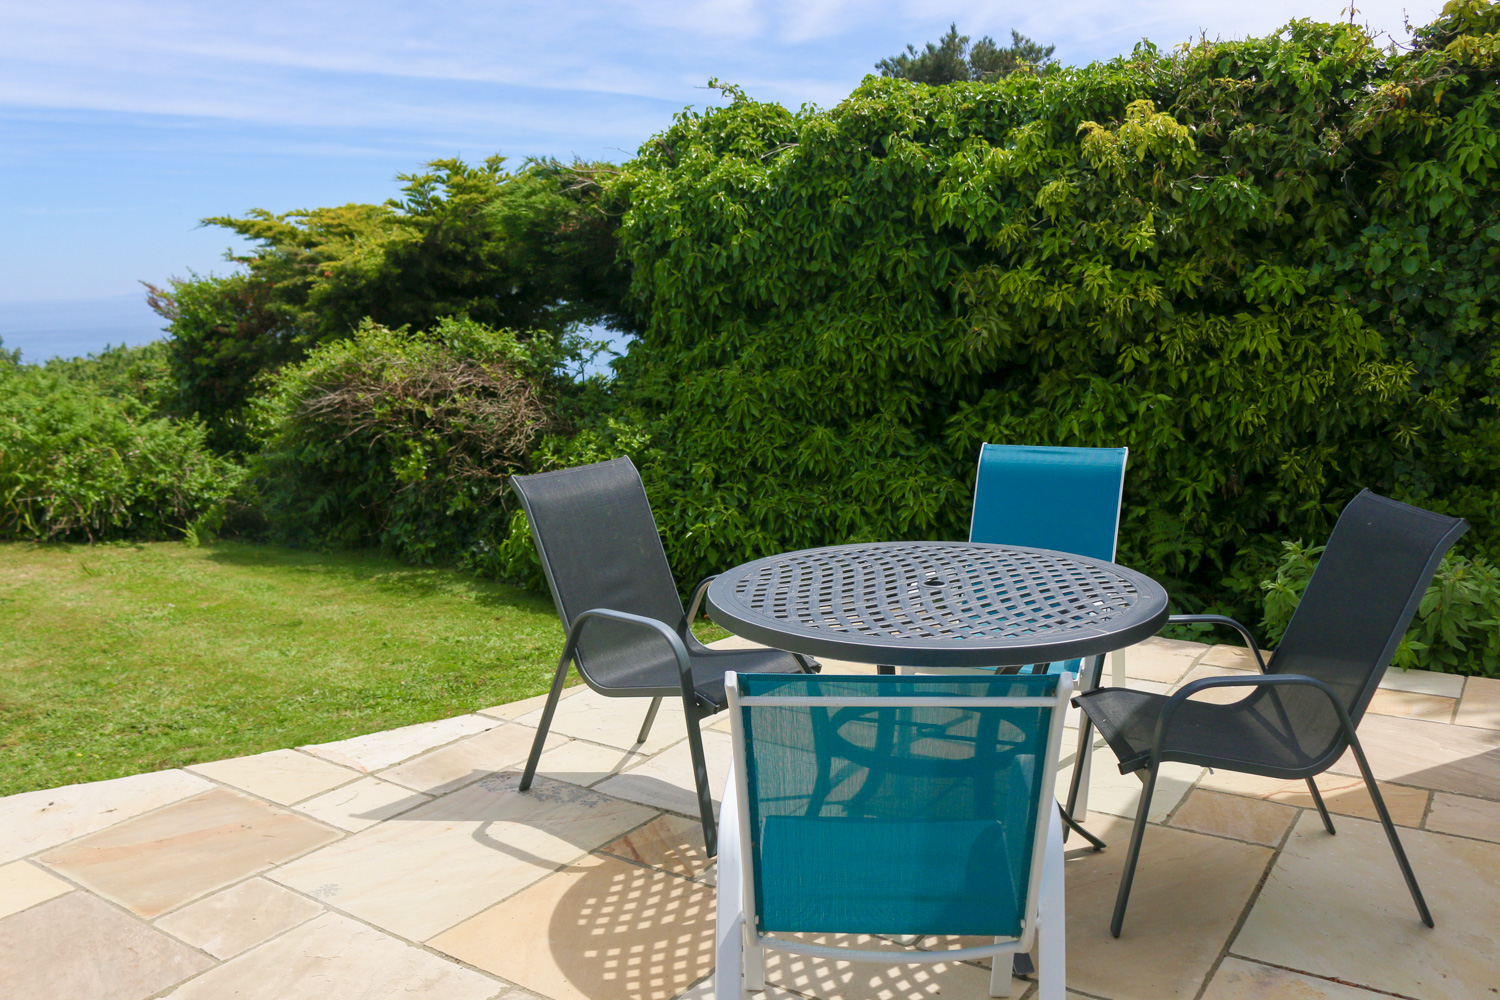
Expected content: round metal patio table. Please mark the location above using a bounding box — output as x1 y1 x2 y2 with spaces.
704 540 1170 672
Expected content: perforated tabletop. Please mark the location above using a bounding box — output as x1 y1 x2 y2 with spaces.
705 541 1170 669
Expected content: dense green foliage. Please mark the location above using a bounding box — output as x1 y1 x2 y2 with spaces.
103 4 1495 677
0 346 242 542
145 271 294 453
1262 543 1500 677
877 24 1057 83
604 2 1500 632
28 340 174 411
153 157 629 451
248 318 554 571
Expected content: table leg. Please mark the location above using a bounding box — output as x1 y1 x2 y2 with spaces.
877 664 895 675
1058 802 1105 851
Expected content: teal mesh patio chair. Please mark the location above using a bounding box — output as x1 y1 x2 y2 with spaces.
967 443 1129 819
716 672 1072 1000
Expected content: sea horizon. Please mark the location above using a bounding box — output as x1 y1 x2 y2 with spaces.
0 292 166 363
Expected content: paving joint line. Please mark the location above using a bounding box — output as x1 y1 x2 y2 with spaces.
1190 802 1299 1000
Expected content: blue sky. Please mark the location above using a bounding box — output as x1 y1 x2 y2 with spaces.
0 0 1440 361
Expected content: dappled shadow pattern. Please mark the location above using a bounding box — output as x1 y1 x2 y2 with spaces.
547 857 715 1000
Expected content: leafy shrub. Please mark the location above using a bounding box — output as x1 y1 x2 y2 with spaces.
152 158 633 449
36 340 174 412
597 4 1499 617
146 271 293 454
1261 541 1500 677
249 318 555 570
0 352 243 541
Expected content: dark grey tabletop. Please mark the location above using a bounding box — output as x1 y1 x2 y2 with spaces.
705 540 1170 669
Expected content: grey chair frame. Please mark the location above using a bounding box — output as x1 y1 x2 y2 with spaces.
510 458 817 858
1076 490 1468 938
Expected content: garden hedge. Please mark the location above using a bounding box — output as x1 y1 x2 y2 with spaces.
602 3 1499 624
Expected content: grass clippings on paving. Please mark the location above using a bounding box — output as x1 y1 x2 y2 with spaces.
0 540 582 796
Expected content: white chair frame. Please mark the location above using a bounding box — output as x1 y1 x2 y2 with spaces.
716 671 1073 1000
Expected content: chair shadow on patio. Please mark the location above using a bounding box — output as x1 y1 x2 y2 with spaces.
360 769 673 870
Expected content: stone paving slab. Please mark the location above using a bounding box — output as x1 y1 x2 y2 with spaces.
270 772 656 941
2 637 1497 1000
0 891 212 999
0 768 213 864
40 786 341 918
188 748 361 805
0 859 71 918
301 713 501 772
1327 712 1500 798
429 851 717 1000
293 775 432 831
1456 675 1500 730
154 876 324 959
162 911 504 1000
1200 957 1394 999
1233 813 1500 999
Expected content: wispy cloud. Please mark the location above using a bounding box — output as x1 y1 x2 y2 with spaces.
0 0 1441 132
0 0 1450 305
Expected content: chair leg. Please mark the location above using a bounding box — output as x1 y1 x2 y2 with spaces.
1110 764 1158 938
715 912 745 1000
637 697 663 745
744 932 766 992
1064 712 1095 830
1036 803 1066 1000
1346 731 1435 928
519 655 571 792
1306 777 1336 834
717 762 748 998
988 948 1014 998
1059 803 1106 851
681 697 718 857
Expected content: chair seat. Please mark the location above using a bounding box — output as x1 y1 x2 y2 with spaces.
757 816 1024 936
692 648 813 711
1075 686 1340 777
591 645 812 713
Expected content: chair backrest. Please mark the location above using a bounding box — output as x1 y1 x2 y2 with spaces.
969 444 1128 562
1272 490 1468 727
510 457 687 685
726 672 1070 944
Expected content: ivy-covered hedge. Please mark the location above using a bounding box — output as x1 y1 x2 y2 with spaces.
603 4 1500 628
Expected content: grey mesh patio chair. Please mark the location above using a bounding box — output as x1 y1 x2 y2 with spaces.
717 671 1072 999
510 457 817 857
1075 490 1468 937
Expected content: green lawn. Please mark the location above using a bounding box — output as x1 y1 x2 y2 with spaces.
0 541 644 796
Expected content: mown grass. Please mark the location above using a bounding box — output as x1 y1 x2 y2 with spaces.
0 541 587 796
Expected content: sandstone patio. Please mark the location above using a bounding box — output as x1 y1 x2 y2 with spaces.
2 635 1498 1000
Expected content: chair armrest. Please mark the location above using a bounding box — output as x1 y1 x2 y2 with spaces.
565 608 693 681
686 575 718 628
1166 614 1268 672
1150 673 1350 765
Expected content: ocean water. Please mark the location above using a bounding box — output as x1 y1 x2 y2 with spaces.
0 294 168 363
0 295 635 381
